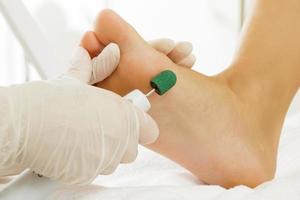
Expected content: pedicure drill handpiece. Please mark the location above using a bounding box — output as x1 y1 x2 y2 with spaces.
124 70 177 111
0 70 177 200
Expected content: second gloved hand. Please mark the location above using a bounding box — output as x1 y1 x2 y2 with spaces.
0 44 158 185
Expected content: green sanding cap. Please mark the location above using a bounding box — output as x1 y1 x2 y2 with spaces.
150 70 177 95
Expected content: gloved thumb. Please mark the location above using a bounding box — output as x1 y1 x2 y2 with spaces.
89 43 120 84
134 107 159 145
66 46 92 83
66 43 120 84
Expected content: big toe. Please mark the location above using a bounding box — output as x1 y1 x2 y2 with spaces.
94 9 145 50
80 31 105 58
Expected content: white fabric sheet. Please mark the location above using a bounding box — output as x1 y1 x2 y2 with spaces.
49 112 300 200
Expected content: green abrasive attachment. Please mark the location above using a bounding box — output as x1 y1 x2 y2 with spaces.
150 70 177 95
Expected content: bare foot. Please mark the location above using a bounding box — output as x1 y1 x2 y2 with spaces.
88 9 288 188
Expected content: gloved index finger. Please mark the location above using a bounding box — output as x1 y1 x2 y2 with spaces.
65 46 93 83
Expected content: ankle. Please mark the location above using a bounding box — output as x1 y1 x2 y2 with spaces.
223 61 299 104
221 62 297 133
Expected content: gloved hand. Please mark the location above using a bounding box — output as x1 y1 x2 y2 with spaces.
148 38 196 68
0 35 195 183
0 43 158 185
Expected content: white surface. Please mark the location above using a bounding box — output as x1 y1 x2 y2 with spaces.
47 112 300 200
0 0 64 79
0 170 63 200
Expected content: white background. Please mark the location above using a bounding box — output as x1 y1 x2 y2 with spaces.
0 0 243 83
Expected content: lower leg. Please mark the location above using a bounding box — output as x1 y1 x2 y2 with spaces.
223 0 300 155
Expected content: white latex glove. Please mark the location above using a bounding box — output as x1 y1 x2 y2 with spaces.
66 43 120 84
148 39 196 68
0 43 158 185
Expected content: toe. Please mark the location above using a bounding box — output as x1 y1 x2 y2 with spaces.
80 31 105 58
94 9 145 50
167 41 193 64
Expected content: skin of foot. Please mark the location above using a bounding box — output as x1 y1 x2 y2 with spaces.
84 5 300 188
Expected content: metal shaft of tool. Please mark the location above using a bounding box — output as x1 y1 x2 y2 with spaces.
145 89 156 97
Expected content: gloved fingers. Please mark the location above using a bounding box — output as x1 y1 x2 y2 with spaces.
89 43 120 85
120 125 138 163
167 41 194 64
101 164 118 175
100 98 158 168
133 106 159 145
100 149 123 175
65 46 92 83
0 164 26 177
80 31 105 58
149 39 196 68
148 38 176 55
177 54 196 68
121 148 138 163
